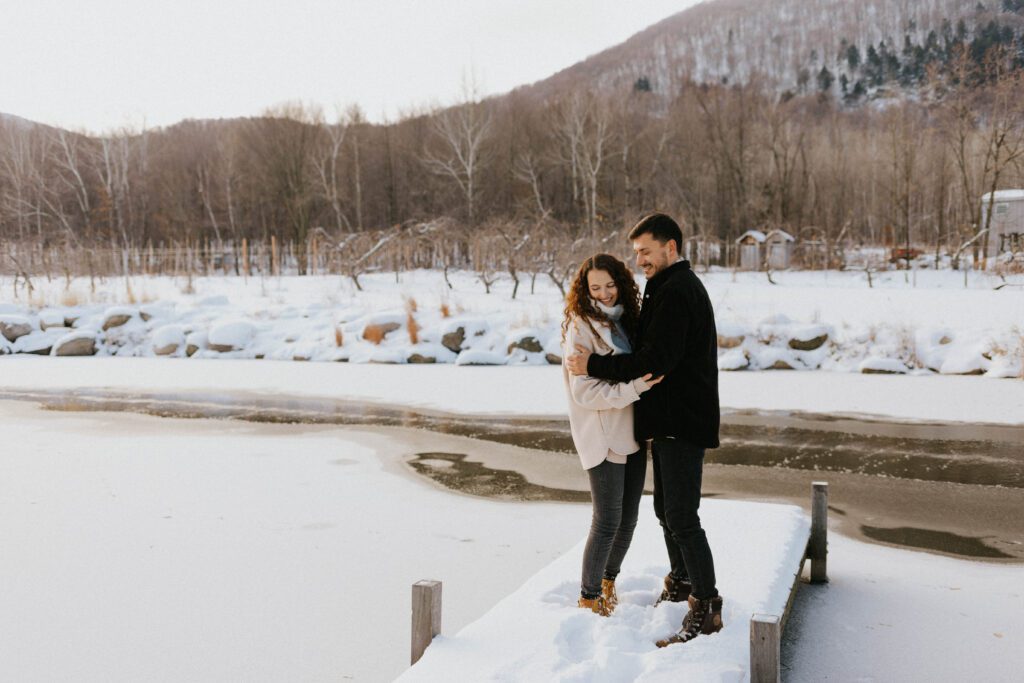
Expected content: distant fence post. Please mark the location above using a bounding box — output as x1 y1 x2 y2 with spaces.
810 481 829 583
411 580 442 665
750 614 780 683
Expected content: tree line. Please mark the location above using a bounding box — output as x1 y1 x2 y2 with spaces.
1 41 1023 278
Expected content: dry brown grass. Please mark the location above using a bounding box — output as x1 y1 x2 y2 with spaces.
334 326 344 347
407 312 420 344
60 288 83 306
440 302 451 318
405 296 418 313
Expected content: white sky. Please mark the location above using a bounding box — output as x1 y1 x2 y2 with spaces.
0 0 698 134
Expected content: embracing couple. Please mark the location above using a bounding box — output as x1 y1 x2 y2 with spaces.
561 212 723 648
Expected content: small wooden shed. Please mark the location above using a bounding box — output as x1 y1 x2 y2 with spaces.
736 230 766 270
765 229 795 270
981 190 1024 258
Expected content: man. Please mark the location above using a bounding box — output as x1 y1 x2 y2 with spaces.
566 212 722 647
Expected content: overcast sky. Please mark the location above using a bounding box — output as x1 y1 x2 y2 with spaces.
0 1 698 133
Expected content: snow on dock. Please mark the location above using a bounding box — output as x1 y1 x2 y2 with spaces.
399 498 810 682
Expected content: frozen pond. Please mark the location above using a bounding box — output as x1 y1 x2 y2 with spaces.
3 388 1023 560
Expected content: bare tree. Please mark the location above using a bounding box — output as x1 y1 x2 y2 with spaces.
422 78 492 226
512 151 551 220
96 130 135 251
312 108 353 233
549 93 613 235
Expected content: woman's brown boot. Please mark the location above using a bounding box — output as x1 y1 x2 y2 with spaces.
577 594 611 616
601 578 619 611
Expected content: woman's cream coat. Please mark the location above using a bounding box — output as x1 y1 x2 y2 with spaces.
562 315 650 470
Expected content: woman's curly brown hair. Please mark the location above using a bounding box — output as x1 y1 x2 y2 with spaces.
561 253 642 348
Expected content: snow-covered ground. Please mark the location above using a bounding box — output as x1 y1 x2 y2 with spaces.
3 267 1022 681
1 268 1021 377
1 356 1022 426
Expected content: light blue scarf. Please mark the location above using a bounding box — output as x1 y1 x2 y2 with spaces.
594 301 631 354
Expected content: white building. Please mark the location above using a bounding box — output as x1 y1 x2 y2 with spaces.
980 190 1024 258
736 229 766 270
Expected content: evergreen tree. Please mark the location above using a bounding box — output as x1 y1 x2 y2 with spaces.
633 77 652 92
817 65 835 91
878 40 901 79
866 44 884 85
925 29 940 60
846 44 861 69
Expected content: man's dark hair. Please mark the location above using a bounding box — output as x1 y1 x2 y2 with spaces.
628 212 684 254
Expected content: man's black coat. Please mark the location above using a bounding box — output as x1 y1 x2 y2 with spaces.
586 259 720 448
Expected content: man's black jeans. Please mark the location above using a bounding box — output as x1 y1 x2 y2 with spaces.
652 438 718 600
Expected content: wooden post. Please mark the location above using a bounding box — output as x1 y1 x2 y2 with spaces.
810 481 828 583
411 580 442 665
750 614 781 683
271 235 279 277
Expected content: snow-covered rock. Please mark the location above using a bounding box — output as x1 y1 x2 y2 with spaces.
939 346 990 376
12 328 68 355
101 306 135 331
52 331 97 357
787 324 830 351
717 320 747 348
208 321 255 352
152 325 187 356
858 357 909 374
440 318 491 353
455 349 508 366
38 309 68 330
139 303 175 322
754 346 801 370
406 343 457 365
506 328 545 355
718 348 749 371
185 330 207 357
986 355 1022 379
0 314 33 342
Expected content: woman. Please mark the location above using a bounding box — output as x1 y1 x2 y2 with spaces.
561 253 661 616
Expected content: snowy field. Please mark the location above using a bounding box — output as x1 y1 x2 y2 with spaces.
1 268 1022 378
2 400 1022 682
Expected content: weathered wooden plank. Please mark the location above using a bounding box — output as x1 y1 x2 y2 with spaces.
750 613 781 683
411 580 442 665
810 481 829 583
